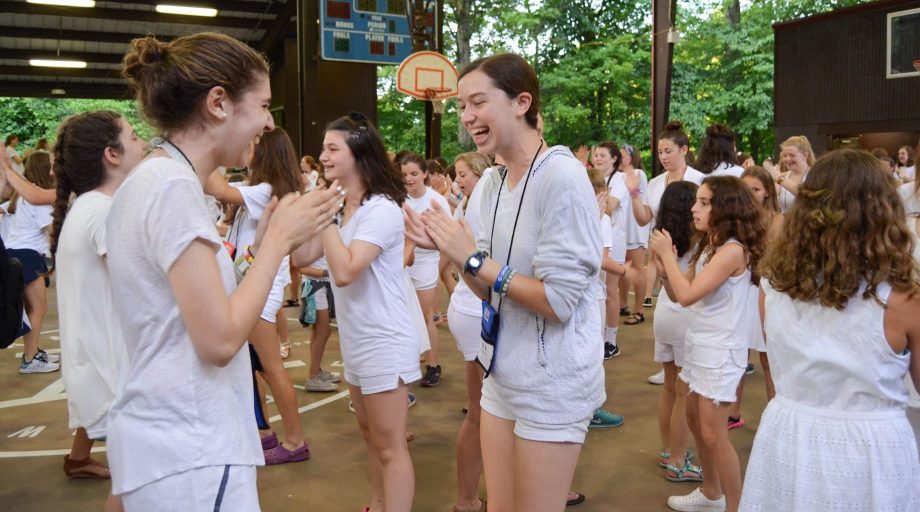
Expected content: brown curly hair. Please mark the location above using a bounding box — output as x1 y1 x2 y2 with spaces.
690 175 767 285
761 150 918 309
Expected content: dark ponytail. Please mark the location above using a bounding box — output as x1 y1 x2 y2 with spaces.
49 111 123 262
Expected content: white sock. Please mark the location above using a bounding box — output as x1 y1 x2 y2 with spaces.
605 326 618 347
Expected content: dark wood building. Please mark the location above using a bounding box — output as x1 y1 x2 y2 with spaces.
773 0 920 157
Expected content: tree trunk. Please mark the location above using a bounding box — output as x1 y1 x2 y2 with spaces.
456 0 474 149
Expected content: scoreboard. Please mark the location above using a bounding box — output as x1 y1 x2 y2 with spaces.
320 0 421 65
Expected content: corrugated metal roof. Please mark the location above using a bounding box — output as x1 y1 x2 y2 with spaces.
0 0 295 98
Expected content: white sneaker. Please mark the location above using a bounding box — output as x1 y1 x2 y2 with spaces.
305 374 338 392
19 357 60 374
648 369 665 385
667 487 725 512
35 349 60 364
320 370 341 383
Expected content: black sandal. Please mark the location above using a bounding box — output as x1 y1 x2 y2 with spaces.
284 299 300 307
625 312 645 325
619 307 630 317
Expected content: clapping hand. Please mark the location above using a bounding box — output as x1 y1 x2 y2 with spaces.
421 200 476 267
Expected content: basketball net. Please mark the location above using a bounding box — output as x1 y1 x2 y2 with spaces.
426 88 449 115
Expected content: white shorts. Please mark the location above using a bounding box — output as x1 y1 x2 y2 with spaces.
345 369 422 395
654 340 685 367
121 465 259 512
679 342 747 405
407 262 439 290
610 238 627 264
313 283 330 311
447 302 480 362
480 378 591 444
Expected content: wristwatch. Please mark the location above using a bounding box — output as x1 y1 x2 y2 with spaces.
463 251 488 276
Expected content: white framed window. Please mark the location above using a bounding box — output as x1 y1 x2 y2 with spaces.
887 7 920 79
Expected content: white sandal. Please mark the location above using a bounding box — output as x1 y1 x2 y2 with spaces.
279 341 291 359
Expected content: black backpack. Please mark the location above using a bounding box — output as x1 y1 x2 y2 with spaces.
0 236 27 348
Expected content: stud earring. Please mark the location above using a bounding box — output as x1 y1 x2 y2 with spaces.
217 112 228 119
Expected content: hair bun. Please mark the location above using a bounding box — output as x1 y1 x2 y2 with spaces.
122 35 168 81
664 120 684 132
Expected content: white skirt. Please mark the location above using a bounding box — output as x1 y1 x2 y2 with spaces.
740 396 920 511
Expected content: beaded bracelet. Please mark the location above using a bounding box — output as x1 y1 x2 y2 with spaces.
499 269 516 297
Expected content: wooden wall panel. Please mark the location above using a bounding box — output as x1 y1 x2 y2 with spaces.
774 0 920 155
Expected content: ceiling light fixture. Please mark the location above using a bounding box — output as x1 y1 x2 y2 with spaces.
27 0 95 7
30 59 87 68
155 4 218 17
51 88 67 95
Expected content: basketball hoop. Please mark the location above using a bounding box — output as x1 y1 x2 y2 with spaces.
425 87 452 114
396 51 459 115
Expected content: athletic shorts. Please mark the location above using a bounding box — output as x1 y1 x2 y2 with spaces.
407 262 439 290
345 369 422 396
121 465 259 512
679 342 747 405
7 248 49 287
480 378 591 444
447 302 480 362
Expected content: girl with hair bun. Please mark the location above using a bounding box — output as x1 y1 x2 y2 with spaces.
741 149 920 511
297 111 418 511
50 110 147 508
626 121 705 328
650 175 767 512
107 32 342 510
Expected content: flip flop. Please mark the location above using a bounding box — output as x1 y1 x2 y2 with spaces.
566 492 586 507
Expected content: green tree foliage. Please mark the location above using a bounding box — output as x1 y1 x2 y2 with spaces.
671 0 870 160
0 97 153 149
377 0 873 165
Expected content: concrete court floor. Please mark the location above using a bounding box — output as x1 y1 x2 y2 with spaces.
0 286 779 512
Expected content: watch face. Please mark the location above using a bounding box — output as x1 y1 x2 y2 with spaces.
470 256 482 268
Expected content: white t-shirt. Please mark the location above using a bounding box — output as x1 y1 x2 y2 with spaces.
56 192 129 432
405 187 451 266
106 157 262 494
4 197 52 255
898 182 920 218
0 201 11 241
710 162 745 178
899 165 916 182
598 213 614 300
606 172 629 262
331 194 420 378
450 169 491 317
224 182 290 289
623 169 649 245
645 166 705 229
5 146 24 175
